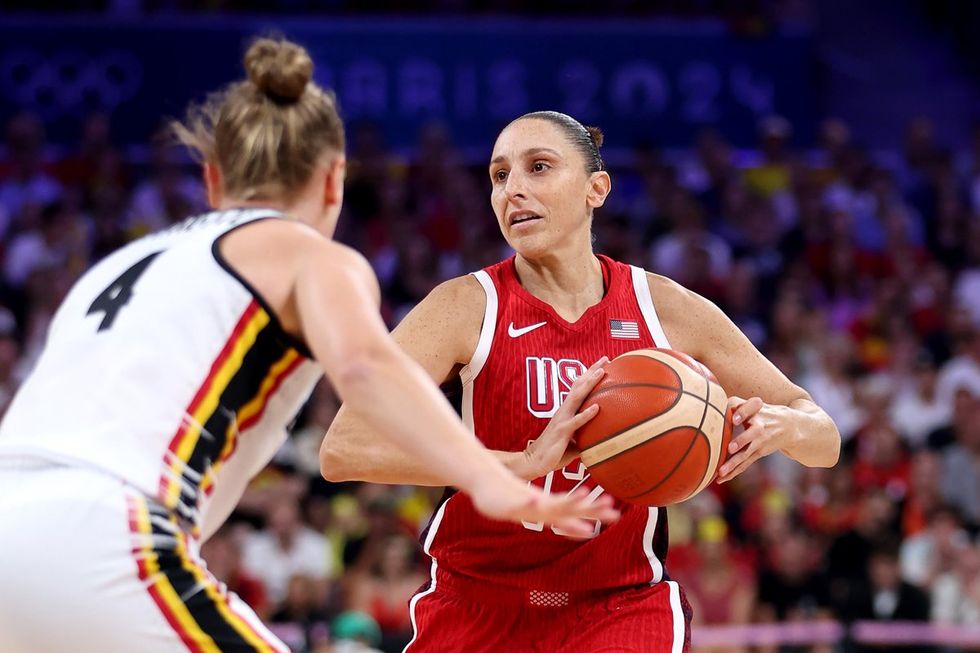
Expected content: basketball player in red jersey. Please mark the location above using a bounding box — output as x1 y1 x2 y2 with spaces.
321 111 840 652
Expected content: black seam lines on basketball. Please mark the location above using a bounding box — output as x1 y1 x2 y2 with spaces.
581 360 683 446
587 383 726 419
625 385 709 499
589 374 713 500
580 382 683 449
691 373 715 492
681 389 724 418
580 384 724 453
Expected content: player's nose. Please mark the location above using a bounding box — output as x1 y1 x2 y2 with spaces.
504 171 528 200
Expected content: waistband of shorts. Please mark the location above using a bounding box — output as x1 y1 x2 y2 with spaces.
433 567 638 608
0 453 67 472
0 451 181 524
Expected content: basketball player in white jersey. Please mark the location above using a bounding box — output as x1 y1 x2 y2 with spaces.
321 112 841 652
0 43 617 653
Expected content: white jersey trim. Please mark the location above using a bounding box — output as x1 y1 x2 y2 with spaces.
668 580 686 653
404 498 451 652
630 265 671 349
459 270 497 387
643 506 664 583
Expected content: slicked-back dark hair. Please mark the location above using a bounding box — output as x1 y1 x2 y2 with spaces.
515 111 604 174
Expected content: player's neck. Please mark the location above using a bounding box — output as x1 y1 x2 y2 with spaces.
514 249 604 322
217 187 334 236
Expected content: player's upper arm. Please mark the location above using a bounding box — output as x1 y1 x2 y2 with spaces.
646 272 810 406
387 274 486 384
291 240 396 385
318 274 486 482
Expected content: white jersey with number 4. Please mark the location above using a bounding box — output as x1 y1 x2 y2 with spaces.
0 208 321 540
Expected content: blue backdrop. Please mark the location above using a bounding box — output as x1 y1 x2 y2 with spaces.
0 17 815 151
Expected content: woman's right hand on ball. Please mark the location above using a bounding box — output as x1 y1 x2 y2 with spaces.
522 356 609 479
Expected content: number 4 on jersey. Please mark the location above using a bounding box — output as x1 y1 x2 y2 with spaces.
87 252 161 332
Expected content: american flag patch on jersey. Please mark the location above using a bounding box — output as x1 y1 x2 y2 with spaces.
610 319 640 339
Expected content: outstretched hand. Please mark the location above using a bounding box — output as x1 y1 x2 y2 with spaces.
523 356 609 479
469 475 621 539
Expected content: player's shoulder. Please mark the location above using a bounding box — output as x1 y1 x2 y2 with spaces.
428 274 486 308
219 214 319 247
405 274 487 329
643 270 718 319
643 270 697 306
391 273 487 366
642 270 728 352
223 217 369 271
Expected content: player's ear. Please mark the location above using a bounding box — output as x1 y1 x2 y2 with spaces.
203 162 222 208
586 171 611 210
322 156 346 208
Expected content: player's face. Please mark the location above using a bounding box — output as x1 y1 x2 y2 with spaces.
488 119 599 258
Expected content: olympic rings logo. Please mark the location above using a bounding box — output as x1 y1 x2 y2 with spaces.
0 48 143 117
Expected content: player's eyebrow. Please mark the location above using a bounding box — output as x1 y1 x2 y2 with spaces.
490 147 562 167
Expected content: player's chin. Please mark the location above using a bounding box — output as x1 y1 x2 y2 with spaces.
507 232 553 260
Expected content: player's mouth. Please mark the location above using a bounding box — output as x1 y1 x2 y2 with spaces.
508 211 542 227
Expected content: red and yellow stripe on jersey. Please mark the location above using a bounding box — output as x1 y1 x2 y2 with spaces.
157 299 306 523
199 348 304 497
158 301 267 510
127 495 283 652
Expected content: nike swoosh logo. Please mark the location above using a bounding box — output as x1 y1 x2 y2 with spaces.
508 321 547 338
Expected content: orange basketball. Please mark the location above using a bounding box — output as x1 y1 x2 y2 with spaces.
576 348 733 506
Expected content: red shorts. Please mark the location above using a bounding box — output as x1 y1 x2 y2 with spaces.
404 567 692 652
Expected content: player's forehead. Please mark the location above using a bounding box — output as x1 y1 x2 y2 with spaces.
490 118 572 164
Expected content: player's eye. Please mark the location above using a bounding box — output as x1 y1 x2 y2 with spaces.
531 161 550 173
494 169 508 182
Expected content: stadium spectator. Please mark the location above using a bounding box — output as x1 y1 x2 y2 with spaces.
844 539 932 653
0 112 62 238
899 505 971 588
242 501 335 609
931 543 980 625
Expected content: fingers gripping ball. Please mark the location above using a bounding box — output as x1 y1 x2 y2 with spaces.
576 349 733 506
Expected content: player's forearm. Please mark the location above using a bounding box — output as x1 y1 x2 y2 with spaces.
778 398 841 468
320 416 449 485
322 347 516 490
321 407 535 484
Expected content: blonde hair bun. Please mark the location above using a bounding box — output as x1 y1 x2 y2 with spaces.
244 37 313 102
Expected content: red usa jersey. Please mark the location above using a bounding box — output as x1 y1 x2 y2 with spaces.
423 255 674 592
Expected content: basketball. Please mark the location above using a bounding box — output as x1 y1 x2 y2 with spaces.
576 349 733 507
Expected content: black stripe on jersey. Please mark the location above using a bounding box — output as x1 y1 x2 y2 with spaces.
147 512 269 652
653 509 670 565
177 323 290 507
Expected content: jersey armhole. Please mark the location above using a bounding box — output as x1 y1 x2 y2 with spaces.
211 217 314 358
630 265 672 349
458 270 497 386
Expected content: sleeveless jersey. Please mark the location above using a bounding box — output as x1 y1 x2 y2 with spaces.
422 255 674 592
0 208 321 540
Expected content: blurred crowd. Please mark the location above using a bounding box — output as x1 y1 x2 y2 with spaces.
1 105 979 653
